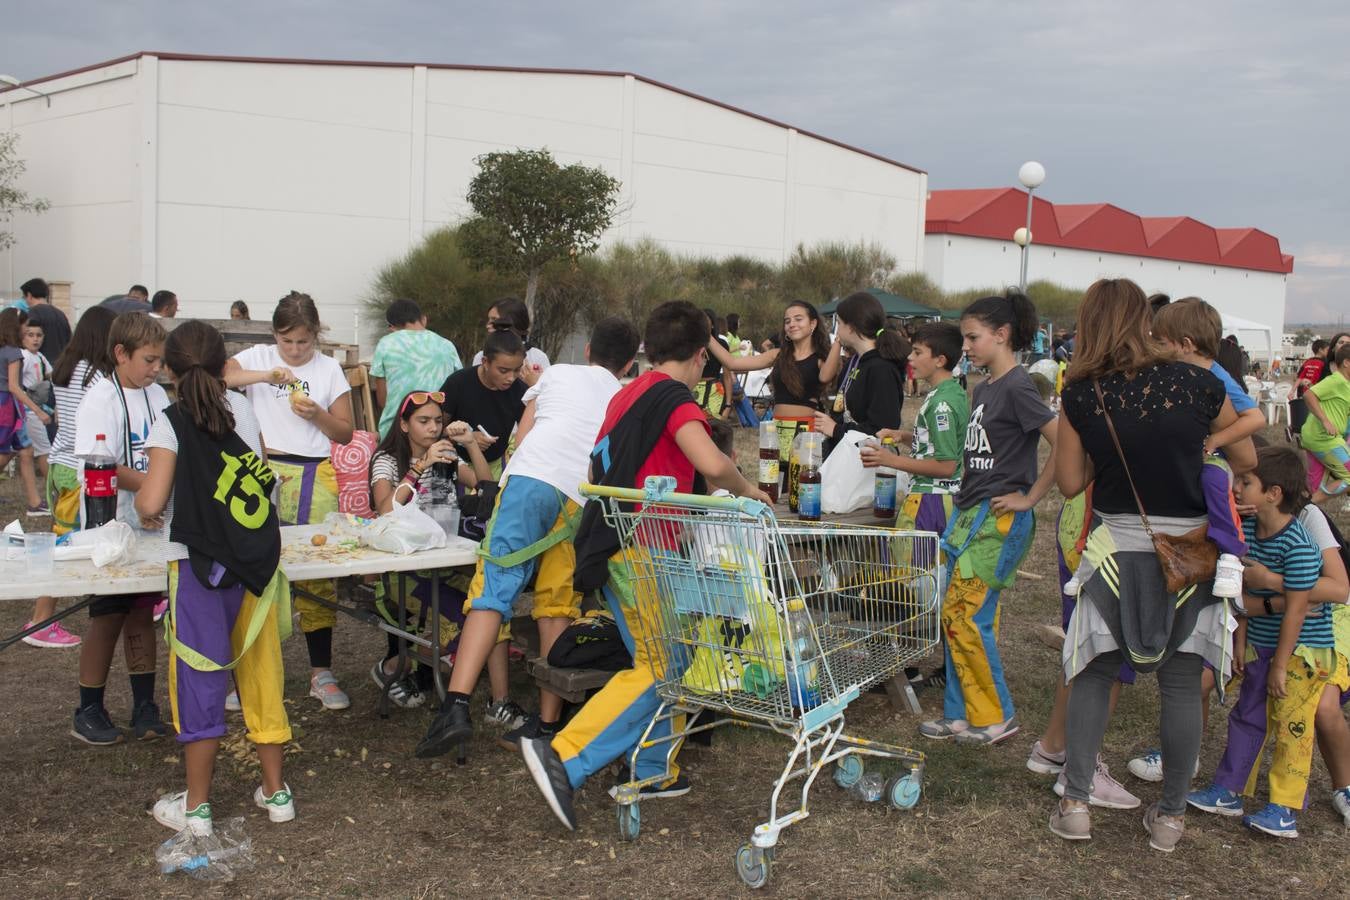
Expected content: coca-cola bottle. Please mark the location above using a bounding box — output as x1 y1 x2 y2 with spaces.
83 433 119 528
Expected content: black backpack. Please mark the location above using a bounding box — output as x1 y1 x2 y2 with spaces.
547 609 632 672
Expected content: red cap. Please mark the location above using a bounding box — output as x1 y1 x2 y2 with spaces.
96 434 106 440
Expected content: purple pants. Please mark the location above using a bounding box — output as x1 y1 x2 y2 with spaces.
1200 461 1247 558
172 563 246 744
1212 644 1309 808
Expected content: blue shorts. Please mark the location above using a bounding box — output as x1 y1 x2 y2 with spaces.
467 475 581 620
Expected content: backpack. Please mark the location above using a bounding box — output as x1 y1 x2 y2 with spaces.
547 609 632 671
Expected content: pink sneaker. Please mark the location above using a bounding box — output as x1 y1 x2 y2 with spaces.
22 622 82 648
153 600 169 623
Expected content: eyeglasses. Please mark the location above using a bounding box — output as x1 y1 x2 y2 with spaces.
399 390 446 415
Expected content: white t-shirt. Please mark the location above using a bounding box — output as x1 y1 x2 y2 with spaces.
1297 504 1337 553
232 344 350 458
502 364 620 505
20 349 50 391
472 346 551 375
145 392 264 560
73 377 171 528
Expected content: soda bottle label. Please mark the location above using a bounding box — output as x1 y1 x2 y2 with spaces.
757 458 779 485
873 474 896 512
85 468 117 497
798 482 822 519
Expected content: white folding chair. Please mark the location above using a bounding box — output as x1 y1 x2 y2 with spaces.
1243 375 1262 400
1262 382 1293 428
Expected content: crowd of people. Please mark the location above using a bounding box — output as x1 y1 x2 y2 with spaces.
2 274 1347 855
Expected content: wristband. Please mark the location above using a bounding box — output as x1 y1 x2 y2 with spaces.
1263 596 1275 616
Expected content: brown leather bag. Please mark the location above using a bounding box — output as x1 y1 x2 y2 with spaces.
1093 380 1219 594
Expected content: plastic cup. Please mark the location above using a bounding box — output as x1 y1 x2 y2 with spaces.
25 531 56 576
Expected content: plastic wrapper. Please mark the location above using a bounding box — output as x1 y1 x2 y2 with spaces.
156 816 255 881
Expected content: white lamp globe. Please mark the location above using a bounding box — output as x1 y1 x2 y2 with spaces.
1018 161 1046 189
1013 227 1032 247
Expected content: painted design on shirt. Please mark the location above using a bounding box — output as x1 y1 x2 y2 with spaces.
964 404 994 471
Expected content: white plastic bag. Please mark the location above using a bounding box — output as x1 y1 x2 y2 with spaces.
365 501 448 554
67 521 138 567
820 431 877 514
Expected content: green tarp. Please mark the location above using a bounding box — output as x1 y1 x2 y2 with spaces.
819 288 957 319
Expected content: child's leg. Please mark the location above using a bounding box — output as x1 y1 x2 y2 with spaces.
1315 682 1350 790
295 587 337 676
16 445 40 508
78 603 129 706
486 639 510 701
1199 459 1246 558
233 581 292 796
533 530 585 724
184 740 220 809
123 600 157 700
941 570 1014 727
1266 657 1327 809
1212 647 1273 796
1310 443 1350 501
1200 664 1216 735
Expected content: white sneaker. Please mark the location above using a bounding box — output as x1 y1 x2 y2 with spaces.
1126 748 1200 783
1212 553 1243 599
224 690 241 712
309 671 350 710
1332 786 1350 827
1062 573 1083 597
1053 756 1141 809
254 783 296 823
152 790 213 836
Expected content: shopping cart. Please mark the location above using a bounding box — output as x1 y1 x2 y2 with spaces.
583 476 943 889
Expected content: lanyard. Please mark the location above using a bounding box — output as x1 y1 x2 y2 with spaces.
111 378 154 465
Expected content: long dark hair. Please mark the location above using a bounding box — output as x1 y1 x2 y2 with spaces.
369 392 442 507
52 306 116 388
835 291 910 364
489 296 531 348
164 321 234 440
0 308 24 348
1322 333 1350 382
773 300 832 401
961 288 1039 351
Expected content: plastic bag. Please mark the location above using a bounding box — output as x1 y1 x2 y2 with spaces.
65 521 137 567
820 431 877 514
156 816 255 882
365 499 448 554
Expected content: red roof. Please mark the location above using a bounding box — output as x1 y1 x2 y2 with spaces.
926 188 1293 274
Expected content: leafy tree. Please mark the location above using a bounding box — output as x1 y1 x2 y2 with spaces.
459 148 620 323
0 131 50 251
1292 328 1314 348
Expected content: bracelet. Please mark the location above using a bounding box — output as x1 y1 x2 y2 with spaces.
1263 596 1275 616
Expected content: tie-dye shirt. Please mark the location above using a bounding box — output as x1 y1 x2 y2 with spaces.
371 329 462 438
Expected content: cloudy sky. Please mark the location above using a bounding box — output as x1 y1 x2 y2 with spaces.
5 0 1347 323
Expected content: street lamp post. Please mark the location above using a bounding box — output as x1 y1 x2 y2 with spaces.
1016 161 1045 291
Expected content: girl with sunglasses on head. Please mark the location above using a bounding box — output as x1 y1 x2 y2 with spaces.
367 391 492 708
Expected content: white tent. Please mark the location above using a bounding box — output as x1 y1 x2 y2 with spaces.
1221 312 1275 362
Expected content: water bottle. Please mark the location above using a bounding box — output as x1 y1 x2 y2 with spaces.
852 771 885 802
873 437 897 518
757 420 780 503
82 434 118 528
428 462 461 538
155 818 254 881
784 598 820 709
796 432 824 522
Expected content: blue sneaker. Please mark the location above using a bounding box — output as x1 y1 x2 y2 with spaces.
1186 783 1244 817
1243 802 1298 839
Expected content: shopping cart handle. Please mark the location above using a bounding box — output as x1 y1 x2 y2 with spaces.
579 478 772 518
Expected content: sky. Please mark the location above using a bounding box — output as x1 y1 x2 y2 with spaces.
4 0 1348 324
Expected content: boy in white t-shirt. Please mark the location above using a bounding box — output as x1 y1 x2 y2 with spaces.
71 313 172 746
417 317 641 760
19 320 55 469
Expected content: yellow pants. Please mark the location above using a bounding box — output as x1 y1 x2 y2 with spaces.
1248 654 1350 808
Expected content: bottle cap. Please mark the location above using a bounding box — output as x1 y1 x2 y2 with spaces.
96 434 106 440
787 597 806 611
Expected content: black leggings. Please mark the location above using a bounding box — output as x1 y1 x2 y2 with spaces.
1065 650 1203 815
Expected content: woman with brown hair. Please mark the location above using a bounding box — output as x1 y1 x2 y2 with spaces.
1050 278 1255 852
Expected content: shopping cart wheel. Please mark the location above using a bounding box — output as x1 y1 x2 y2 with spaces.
735 844 771 889
617 802 640 841
885 773 922 810
833 754 864 789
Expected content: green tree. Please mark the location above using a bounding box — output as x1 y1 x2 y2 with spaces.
459 148 621 324
0 131 50 251
1292 328 1314 348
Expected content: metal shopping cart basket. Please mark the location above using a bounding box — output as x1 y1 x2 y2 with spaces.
583 477 943 889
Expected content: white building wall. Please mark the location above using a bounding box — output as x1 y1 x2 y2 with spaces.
924 234 1288 358
2 55 927 350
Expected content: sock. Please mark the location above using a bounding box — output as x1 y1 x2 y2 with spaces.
79 682 106 710
129 671 155 707
447 691 470 707
304 628 333 669
539 719 559 737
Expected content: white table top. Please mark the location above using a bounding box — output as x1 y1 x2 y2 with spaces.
0 525 479 602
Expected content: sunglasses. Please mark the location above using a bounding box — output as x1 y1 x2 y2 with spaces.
399 390 446 416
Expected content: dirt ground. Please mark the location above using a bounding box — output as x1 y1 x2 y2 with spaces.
1 399 1347 898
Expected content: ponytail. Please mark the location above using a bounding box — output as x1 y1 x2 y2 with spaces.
836 291 910 363
876 327 911 364
164 321 234 440
961 289 1039 351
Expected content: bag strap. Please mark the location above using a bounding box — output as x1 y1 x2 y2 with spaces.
1091 379 1155 538
476 488 582 568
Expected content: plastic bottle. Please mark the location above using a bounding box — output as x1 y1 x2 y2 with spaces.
82 434 118 528
873 437 898 518
757 420 780 503
784 598 820 709
787 424 815 514
155 818 254 881
797 433 823 522
853 771 885 802
428 460 461 538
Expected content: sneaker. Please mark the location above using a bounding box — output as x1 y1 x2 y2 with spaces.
1053 756 1141 809
608 769 692 800
497 714 541 752
1330 786 1350 826
1048 798 1091 841
152 600 168 623
225 690 241 712
415 699 473 759
152 790 213 836
21 622 81 648
954 716 1020 746
923 667 947 691
1243 802 1298 839
1143 802 1186 853
485 698 527 731
130 700 170 740
370 661 425 709
1127 748 1200 783
71 704 124 746
1186 782 1245 817
253 783 296 823
1062 573 1083 597
308 671 350 710
1026 740 1066 776
25 502 50 517
1212 553 1243 599
918 717 970 740
521 736 577 831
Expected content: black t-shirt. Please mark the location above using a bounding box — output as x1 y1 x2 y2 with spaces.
770 354 825 409
1062 362 1224 518
702 337 729 381
26 303 71 363
843 349 904 436
438 366 526 463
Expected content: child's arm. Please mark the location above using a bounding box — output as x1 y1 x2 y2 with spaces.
993 417 1058 512
292 393 355 445
135 447 177 519
673 421 770 502
1203 407 1265 456
223 359 297 389
1268 588 1311 699
1232 617 1247 676
707 337 774 374
875 427 913 445
860 445 958 479
445 421 492 488
514 399 538 447
1243 547 1349 607
1207 398 1256 474
817 335 845 385
7 359 49 424
1303 390 1338 439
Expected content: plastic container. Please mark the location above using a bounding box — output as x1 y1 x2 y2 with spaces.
784 598 821 709
82 433 118 529
795 432 824 522
873 437 898 518
156 816 255 881
25 531 55 575
853 771 885 802
757 420 780 503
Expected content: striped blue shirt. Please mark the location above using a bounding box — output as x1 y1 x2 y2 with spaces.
1243 517 1331 649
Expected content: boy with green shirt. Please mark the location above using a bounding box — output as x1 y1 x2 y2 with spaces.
1302 344 1350 502
370 299 461 438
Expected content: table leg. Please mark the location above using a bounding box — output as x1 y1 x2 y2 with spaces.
883 670 922 716
0 596 96 652
430 572 446 705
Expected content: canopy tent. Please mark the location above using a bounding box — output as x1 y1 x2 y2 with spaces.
1220 312 1275 362
819 288 955 319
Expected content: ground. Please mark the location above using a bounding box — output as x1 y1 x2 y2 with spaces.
1 400 1347 898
